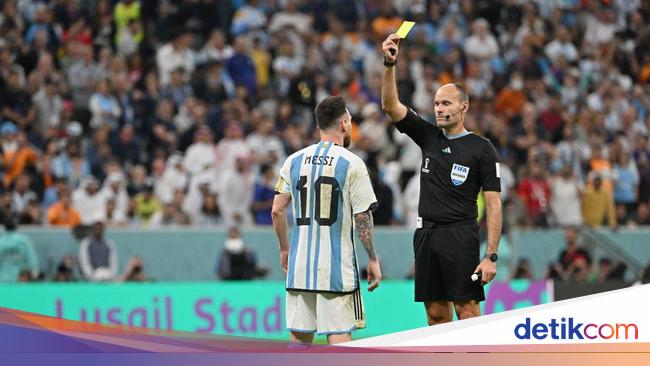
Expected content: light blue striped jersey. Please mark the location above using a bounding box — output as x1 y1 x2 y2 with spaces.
275 141 377 293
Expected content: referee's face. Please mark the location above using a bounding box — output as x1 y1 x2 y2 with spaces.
434 85 466 129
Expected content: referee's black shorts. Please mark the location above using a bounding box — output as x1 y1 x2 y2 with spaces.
413 219 485 303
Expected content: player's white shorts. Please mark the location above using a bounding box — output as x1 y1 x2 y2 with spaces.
286 289 365 335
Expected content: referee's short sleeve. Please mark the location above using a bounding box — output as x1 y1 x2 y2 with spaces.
478 139 502 192
275 157 292 194
394 108 437 147
348 161 378 215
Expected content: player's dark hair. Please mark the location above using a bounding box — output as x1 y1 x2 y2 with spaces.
315 96 347 131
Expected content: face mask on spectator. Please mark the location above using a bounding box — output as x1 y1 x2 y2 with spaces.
225 238 245 253
511 78 524 91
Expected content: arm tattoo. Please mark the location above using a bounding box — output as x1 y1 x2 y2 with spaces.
354 210 377 260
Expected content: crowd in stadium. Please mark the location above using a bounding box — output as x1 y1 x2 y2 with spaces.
0 0 649 230
1 0 650 283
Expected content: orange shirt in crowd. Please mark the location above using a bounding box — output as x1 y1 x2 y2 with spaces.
589 158 613 192
47 202 82 227
371 16 403 39
495 88 526 117
3 146 38 188
639 64 650 85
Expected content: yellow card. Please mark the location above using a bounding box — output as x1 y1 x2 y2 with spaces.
396 21 416 38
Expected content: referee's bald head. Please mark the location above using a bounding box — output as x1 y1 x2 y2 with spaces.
438 83 469 103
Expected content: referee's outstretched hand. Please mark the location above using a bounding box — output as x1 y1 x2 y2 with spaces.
382 33 400 64
367 259 382 292
473 259 496 286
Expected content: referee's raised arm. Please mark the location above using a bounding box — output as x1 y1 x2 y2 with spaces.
381 33 408 122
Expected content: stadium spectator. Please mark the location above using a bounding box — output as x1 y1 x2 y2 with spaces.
512 258 533 280
78 217 118 281
226 36 257 97
161 67 193 109
156 153 188 204
73 176 106 225
2 123 38 189
32 76 64 136
550 164 583 226
89 79 121 130
582 175 617 229
120 256 149 282
53 254 76 282
230 0 267 37
217 226 267 280
156 31 194 86
558 227 592 274
246 113 285 171
1 69 35 131
134 181 160 225
0 217 38 282
0 0 645 239
198 29 234 65
46 189 81 227
612 153 640 221
218 155 254 228
100 172 128 220
251 164 275 225
195 192 221 226
517 161 551 227
149 189 190 227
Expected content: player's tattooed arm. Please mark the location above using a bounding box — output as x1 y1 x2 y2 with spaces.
354 210 377 260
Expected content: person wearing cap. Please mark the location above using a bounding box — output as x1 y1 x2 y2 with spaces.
78 216 118 281
1 121 38 188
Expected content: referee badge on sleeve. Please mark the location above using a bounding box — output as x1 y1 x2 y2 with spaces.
451 164 469 186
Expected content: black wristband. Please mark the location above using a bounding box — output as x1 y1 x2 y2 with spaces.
383 55 396 67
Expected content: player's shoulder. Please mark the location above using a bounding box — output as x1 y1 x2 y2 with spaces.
333 145 366 168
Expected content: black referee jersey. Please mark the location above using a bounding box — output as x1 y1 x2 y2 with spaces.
395 108 501 224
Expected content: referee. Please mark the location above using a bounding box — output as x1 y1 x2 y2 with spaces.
380 34 502 325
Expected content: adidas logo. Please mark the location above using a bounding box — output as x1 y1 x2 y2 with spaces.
442 147 451 154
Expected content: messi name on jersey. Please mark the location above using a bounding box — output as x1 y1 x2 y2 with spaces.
304 154 335 166
451 164 469 186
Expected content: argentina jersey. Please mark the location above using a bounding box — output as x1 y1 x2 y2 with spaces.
275 141 377 293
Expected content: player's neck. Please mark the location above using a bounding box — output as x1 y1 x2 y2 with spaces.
320 134 342 147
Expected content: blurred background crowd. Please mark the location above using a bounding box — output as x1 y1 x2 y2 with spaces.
1 0 650 282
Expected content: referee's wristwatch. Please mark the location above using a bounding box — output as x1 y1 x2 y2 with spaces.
485 253 498 262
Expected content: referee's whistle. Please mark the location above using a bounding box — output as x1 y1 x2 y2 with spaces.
471 272 482 282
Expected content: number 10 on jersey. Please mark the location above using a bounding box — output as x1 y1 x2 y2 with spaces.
296 175 340 226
